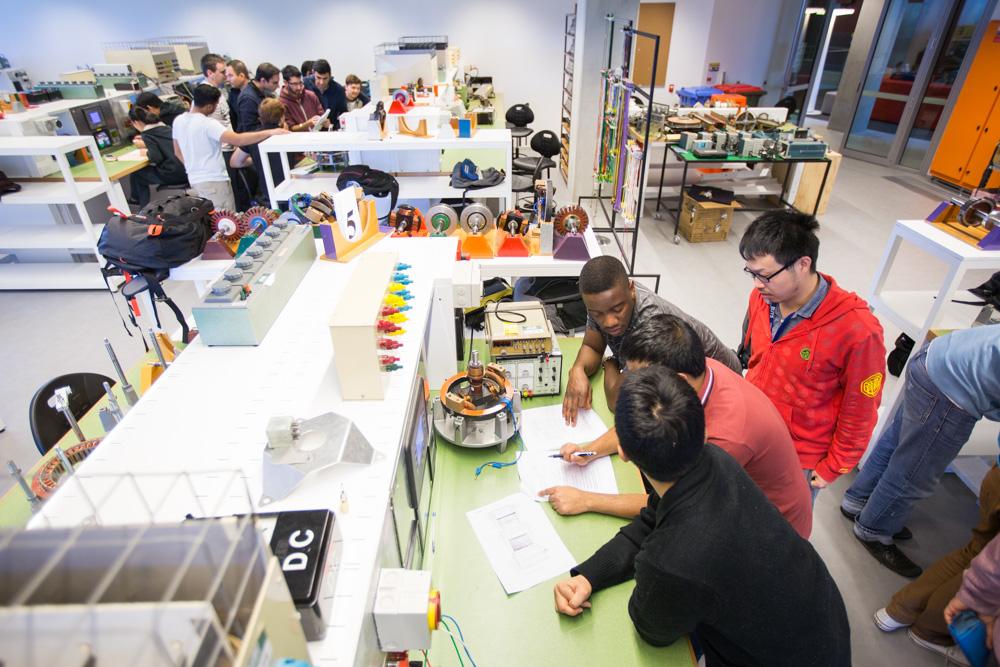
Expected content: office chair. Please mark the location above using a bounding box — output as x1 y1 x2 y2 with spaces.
29 372 114 455
505 104 534 158
512 130 561 179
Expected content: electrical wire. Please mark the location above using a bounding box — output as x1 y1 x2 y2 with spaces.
439 618 466 667
441 614 478 667
440 618 478 667
422 649 432 667
474 396 522 478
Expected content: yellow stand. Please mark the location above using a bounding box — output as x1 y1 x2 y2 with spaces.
320 198 386 263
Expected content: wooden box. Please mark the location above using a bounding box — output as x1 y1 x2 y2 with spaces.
679 192 735 242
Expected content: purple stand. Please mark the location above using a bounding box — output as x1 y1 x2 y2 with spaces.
926 201 951 222
554 234 590 261
319 224 337 259
979 226 1000 250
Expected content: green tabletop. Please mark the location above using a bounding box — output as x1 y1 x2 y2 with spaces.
671 144 829 164
64 143 149 181
0 349 164 527
425 337 696 666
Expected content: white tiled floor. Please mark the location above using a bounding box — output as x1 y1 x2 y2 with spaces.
0 147 991 666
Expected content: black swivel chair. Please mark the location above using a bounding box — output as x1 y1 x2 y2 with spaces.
512 153 551 208
505 104 534 158
29 372 114 455
513 130 561 180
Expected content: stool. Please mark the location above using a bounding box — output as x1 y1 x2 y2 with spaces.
505 104 535 159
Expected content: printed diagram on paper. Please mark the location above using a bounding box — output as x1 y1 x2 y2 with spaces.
467 492 575 594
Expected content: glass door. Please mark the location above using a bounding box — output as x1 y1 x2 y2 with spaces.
899 0 991 167
804 2 863 115
843 0 951 159
786 0 831 121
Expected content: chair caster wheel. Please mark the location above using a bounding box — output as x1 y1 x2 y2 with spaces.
673 235 681 244
654 212 664 220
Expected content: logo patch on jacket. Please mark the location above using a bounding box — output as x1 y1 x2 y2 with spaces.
800 348 811 360
860 372 884 398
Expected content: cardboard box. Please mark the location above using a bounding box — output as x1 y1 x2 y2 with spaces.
679 192 735 242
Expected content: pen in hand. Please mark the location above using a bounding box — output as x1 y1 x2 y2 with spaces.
549 451 597 458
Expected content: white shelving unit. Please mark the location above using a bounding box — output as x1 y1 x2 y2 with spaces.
257 129 513 209
0 135 114 290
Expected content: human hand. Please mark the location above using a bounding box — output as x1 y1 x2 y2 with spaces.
541 486 592 515
562 368 592 426
306 115 321 128
132 136 145 148
986 615 996 650
560 443 594 466
810 472 830 489
270 128 291 136
554 575 593 616
944 596 970 625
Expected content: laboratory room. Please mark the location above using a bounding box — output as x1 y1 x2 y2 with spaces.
2 0 1000 665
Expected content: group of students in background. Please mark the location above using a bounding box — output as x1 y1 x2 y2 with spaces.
548 214 1000 666
124 53 369 210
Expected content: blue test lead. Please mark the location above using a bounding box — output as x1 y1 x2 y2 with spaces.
398 290 413 300
395 262 411 270
474 397 522 478
392 274 412 284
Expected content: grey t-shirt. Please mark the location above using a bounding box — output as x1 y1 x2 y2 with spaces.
587 282 742 373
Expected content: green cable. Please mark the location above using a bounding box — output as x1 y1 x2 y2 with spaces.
440 618 466 667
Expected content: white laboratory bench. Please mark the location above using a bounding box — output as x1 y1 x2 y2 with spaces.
29 236 458 667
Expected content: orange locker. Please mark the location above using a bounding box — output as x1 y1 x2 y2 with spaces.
929 20 1000 189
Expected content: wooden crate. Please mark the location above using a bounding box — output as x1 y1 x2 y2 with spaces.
679 192 735 242
772 150 842 216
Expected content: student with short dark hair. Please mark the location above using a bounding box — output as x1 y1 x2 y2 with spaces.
304 59 348 127
236 62 280 133
135 91 186 127
172 84 288 209
225 59 250 130
738 211 886 500
126 106 186 207
344 73 369 111
554 369 851 667
547 314 812 538
279 65 326 132
561 256 740 426
301 60 315 78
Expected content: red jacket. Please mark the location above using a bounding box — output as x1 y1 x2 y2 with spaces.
279 87 324 129
742 274 886 482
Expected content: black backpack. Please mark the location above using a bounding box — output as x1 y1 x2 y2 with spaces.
98 195 214 275
98 195 214 344
336 165 398 219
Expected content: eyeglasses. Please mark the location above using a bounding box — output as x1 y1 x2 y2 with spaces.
743 262 793 284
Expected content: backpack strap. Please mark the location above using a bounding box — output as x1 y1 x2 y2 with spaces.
143 272 191 344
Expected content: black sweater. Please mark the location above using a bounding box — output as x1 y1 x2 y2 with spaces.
574 445 851 667
140 124 186 184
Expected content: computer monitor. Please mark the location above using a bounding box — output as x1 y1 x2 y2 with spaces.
82 105 106 131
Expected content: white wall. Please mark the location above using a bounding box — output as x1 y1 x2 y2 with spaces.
640 0 781 91
2 0 574 131
704 0 782 86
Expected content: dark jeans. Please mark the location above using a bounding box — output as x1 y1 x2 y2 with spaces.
128 166 164 208
842 345 978 542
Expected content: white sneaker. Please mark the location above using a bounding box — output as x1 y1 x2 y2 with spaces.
873 607 910 632
907 628 971 666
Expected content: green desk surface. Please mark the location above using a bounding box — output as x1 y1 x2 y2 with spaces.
63 144 149 181
0 348 167 528
426 336 696 666
671 144 830 164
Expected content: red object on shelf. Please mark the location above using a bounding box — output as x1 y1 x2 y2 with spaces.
378 338 403 350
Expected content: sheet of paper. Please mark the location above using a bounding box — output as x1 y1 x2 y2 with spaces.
114 149 144 162
517 404 609 451
466 492 576 594
518 449 618 501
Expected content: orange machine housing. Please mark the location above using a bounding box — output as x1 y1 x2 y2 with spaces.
929 21 1000 190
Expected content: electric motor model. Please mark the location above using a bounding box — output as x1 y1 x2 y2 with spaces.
432 350 522 452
